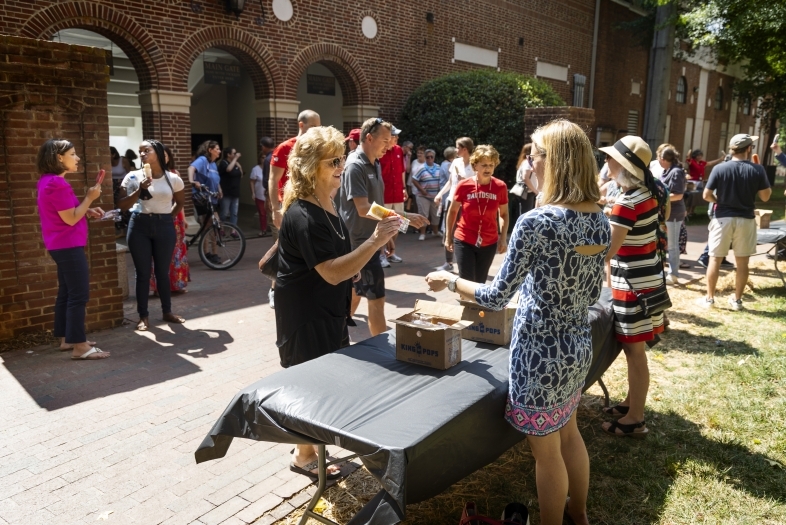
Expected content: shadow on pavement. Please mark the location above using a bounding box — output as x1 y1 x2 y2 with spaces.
1 322 234 411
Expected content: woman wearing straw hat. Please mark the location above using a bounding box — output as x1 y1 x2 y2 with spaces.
599 136 668 438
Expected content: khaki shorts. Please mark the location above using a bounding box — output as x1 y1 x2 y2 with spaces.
707 217 757 258
384 202 405 213
416 196 439 225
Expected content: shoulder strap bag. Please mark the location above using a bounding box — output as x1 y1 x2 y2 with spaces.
621 258 672 318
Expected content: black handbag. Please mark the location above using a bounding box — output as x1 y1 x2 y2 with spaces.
623 260 672 317
258 240 279 280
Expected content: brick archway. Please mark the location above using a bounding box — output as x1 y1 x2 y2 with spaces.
171 27 280 100
19 1 166 91
286 43 370 107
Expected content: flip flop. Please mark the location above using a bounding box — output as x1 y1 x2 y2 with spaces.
289 460 342 480
71 347 109 360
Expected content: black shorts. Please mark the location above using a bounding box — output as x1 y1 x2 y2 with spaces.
353 249 386 300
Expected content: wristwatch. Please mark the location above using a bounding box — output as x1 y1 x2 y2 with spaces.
447 276 459 292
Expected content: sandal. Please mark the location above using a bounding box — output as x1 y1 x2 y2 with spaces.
679 262 690 269
71 347 110 360
602 404 629 417
603 420 649 438
289 460 342 480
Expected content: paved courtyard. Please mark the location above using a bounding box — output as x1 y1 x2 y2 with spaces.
0 220 779 525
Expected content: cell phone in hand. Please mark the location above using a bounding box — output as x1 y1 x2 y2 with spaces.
95 169 106 185
773 134 780 147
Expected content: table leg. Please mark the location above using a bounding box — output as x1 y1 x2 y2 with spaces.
297 445 340 525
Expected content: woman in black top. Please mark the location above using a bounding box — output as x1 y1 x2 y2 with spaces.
276 125 399 480
217 147 243 225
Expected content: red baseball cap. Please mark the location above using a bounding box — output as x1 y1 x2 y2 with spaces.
345 128 361 142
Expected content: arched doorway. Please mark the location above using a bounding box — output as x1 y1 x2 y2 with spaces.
297 63 344 130
188 48 259 222
53 29 143 163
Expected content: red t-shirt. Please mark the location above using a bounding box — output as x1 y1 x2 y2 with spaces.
271 136 297 200
380 145 405 204
453 177 508 247
686 158 706 181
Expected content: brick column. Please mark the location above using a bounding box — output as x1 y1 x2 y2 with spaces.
0 36 122 340
254 99 300 147
342 105 380 135
138 90 195 218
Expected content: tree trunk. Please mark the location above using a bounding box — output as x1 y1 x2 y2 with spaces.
643 4 676 153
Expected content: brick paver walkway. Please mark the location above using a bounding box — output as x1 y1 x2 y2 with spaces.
0 220 779 525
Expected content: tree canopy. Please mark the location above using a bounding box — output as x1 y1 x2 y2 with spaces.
658 0 786 126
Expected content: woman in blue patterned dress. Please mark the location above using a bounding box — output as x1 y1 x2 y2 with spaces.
427 120 609 525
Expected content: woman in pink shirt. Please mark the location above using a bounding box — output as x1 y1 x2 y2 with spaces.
36 139 110 360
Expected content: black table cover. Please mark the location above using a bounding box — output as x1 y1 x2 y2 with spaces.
195 292 617 525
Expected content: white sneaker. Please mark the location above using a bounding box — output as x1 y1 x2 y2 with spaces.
380 254 391 268
418 234 426 241
437 262 454 272
268 288 275 309
697 296 714 308
727 297 743 311
388 254 403 263
665 273 679 286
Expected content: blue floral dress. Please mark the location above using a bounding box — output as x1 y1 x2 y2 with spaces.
475 206 610 435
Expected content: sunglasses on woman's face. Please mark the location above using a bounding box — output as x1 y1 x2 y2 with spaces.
526 153 546 168
324 156 346 169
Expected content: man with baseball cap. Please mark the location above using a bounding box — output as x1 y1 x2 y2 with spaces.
345 128 361 154
700 134 771 310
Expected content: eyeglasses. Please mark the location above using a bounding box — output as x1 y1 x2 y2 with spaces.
526 153 546 168
324 156 346 168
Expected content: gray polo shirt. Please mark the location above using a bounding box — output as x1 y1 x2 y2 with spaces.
339 147 385 249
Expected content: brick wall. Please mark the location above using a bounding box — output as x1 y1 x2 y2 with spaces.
524 107 596 141
0 0 599 147
0 35 123 340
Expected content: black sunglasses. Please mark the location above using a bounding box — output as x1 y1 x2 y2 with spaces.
367 118 387 135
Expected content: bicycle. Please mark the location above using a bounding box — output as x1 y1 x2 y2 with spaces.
186 187 246 270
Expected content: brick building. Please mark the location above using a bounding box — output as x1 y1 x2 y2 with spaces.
0 0 760 339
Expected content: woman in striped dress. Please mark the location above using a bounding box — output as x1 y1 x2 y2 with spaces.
600 136 666 438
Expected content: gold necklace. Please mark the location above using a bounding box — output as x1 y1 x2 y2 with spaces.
313 195 346 240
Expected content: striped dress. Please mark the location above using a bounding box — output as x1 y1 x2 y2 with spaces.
609 187 665 343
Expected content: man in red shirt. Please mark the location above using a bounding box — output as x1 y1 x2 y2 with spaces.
269 109 321 230
379 126 407 266
266 109 320 309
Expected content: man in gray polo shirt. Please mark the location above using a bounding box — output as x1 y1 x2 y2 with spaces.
339 117 426 336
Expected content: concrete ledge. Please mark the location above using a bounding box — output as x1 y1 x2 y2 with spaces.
255 99 301 120
138 89 193 114
341 105 380 122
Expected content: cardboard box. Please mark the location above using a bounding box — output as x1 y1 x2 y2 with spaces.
755 209 773 229
458 300 517 346
390 300 472 370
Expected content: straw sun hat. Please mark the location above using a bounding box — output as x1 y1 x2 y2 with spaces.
599 136 652 182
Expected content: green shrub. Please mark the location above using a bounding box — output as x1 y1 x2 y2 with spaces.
398 70 565 185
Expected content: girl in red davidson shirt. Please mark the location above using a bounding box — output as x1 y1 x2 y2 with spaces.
444 145 510 282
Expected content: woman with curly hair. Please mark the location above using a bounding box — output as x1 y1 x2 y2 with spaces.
275 126 400 480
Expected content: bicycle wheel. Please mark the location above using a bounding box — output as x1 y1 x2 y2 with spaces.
198 221 246 270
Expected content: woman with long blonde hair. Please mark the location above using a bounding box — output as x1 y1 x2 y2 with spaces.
275 126 400 480
427 119 609 525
